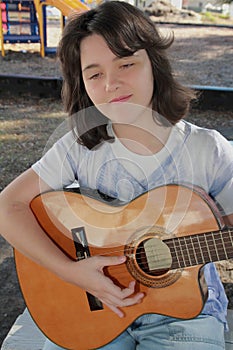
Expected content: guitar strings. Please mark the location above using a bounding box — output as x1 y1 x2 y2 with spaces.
85 229 233 269
98 232 233 258
95 229 233 257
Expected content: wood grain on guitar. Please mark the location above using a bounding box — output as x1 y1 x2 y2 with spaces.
14 184 232 350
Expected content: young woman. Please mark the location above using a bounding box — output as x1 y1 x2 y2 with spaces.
0 2 233 349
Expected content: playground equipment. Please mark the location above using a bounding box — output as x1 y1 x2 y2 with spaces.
0 0 90 57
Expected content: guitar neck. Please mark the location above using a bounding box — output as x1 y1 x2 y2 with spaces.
165 228 233 269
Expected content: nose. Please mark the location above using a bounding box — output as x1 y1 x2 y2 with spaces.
105 72 120 92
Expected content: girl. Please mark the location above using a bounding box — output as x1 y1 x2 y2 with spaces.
1 2 233 349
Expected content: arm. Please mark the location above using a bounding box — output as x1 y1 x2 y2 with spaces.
0 169 143 317
0 169 57 266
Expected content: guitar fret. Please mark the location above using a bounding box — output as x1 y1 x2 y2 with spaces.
203 234 212 262
213 232 226 261
221 230 233 260
190 236 198 265
191 236 204 265
224 230 233 260
220 232 228 259
211 232 221 262
196 235 205 264
166 240 180 269
181 236 194 266
169 239 184 269
186 236 198 266
226 230 233 259
183 236 192 266
198 234 211 263
228 229 233 247
165 228 233 270
174 239 183 268
177 237 187 267
179 237 191 267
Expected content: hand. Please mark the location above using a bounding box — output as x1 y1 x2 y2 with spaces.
64 255 144 318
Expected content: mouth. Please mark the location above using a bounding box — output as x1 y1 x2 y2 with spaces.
110 94 132 103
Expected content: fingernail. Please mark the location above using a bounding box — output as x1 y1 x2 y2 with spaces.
119 256 126 262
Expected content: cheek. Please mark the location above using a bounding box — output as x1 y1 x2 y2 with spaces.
133 65 153 90
83 82 102 105
134 70 154 104
143 67 154 99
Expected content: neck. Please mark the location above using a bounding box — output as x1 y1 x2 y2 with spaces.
112 122 172 156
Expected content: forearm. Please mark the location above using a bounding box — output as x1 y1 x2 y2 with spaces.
0 198 71 280
0 169 71 281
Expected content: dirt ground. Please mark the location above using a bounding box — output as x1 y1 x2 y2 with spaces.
0 18 233 348
0 98 64 346
0 22 233 87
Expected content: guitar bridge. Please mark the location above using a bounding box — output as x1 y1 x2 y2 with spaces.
71 227 103 311
72 227 90 260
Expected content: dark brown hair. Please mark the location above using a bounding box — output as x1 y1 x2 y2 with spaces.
57 1 196 149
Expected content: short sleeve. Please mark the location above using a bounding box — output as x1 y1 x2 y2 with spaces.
209 131 233 216
32 131 78 190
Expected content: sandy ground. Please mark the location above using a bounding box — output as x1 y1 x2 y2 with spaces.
0 23 233 87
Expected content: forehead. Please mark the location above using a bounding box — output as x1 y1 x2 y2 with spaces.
80 34 115 65
81 33 109 49
80 34 147 71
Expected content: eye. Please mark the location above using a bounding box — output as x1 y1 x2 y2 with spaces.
89 72 102 80
121 63 134 69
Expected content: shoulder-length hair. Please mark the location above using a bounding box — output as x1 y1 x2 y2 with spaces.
57 1 196 149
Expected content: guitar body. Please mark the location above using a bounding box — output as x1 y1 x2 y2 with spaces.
14 184 223 350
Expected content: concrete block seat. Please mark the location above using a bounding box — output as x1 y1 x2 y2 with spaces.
1 308 233 350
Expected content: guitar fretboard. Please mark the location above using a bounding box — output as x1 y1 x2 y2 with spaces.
164 228 233 269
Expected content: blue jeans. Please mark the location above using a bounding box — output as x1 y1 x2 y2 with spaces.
42 313 225 350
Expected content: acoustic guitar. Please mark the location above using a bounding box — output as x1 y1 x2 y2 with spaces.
14 184 233 350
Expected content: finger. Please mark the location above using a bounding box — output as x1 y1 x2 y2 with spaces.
120 280 136 297
120 292 144 307
102 286 144 308
95 255 126 269
102 290 144 317
104 302 125 318
116 281 143 300
102 278 144 303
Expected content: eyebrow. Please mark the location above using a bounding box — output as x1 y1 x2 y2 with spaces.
82 52 139 73
82 63 101 73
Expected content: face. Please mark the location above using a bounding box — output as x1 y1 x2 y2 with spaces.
80 34 154 125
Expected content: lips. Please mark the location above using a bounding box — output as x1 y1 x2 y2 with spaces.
110 94 132 103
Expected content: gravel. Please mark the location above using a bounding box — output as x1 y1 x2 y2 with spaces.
0 23 233 88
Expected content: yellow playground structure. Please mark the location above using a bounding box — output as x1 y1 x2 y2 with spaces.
0 0 96 57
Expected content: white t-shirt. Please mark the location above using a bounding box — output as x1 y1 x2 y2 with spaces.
32 120 233 216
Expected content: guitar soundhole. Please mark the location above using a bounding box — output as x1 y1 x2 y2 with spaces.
136 238 172 276
125 229 181 288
